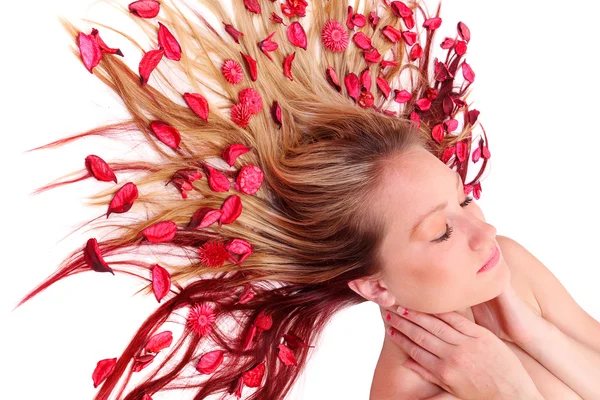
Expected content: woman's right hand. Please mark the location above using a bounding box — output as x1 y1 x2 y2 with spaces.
383 306 543 400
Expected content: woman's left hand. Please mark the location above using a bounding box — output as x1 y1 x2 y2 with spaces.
470 279 542 346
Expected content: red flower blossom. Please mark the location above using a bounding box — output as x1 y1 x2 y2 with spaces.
238 88 263 114
222 60 244 84
258 32 278 61
223 23 244 44
230 103 252 128
198 240 230 268
187 303 217 336
281 0 308 18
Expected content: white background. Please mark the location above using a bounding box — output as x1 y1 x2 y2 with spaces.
2 0 600 399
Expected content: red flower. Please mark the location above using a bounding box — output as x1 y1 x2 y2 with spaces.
222 60 244 84
321 20 349 52
187 303 216 336
230 103 252 128
281 0 308 18
198 240 230 268
258 32 278 61
238 88 263 114
223 23 244 44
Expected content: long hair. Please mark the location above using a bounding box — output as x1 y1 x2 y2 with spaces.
15 0 489 398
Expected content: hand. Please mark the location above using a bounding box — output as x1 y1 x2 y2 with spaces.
471 279 541 346
383 306 542 400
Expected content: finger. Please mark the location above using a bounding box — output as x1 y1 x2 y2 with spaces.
387 326 442 375
387 307 463 346
433 311 484 338
384 311 451 357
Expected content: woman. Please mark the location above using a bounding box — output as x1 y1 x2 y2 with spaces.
8 0 600 399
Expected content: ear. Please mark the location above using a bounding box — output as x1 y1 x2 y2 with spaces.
347 275 396 308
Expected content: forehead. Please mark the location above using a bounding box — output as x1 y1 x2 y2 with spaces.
373 148 457 238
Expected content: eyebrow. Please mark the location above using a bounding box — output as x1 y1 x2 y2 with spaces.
410 172 462 238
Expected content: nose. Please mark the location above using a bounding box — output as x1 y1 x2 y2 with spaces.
468 215 497 250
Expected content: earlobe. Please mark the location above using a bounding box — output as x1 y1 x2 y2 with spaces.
347 277 396 308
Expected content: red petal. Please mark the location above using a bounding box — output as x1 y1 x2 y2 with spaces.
482 145 491 159
346 6 355 30
222 143 252 166
283 333 312 350
78 32 102 73
243 0 261 14
220 194 242 224
196 350 224 374
204 164 231 192
394 89 412 103
92 357 117 388
440 37 455 49
91 29 124 57
133 354 155 372
157 22 182 61
283 52 295 80
149 120 181 149
457 22 471 42
145 331 173 353
409 43 423 60
151 263 171 302
254 310 273 331
236 164 264 195
242 325 257 351
381 26 402 43
423 17 442 30
380 59 398 68
402 15 415 30
142 394 153 400
139 49 164 86
344 72 360 102
441 146 456 163
358 90 374 108
455 40 467 56
409 111 420 129
242 362 265 387
226 238 253 264
375 77 391 99
432 123 444 143
240 52 258 82
271 101 282 128
426 87 439 101
287 22 307 50
84 238 114 274
326 67 342 92
224 23 244 44
351 13 366 27
189 207 223 229
85 154 117 183
258 32 278 61
270 12 284 24
173 168 201 183
390 1 412 18
364 48 382 64
456 140 467 162
235 284 255 305
128 0 160 18
462 61 475 83
141 221 178 243
442 95 454 115
472 147 481 163
444 119 458 132
369 11 380 27
238 88 263 114
352 32 373 50
414 97 431 111
468 109 480 125
183 92 209 121
473 182 482 200
277 344 298 366
107 182 138 217
359 68 371 91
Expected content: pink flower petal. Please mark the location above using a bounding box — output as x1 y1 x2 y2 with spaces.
107 182 138 217
196 350 224 374
85 154 117 183
149 120 181 149
157 22 181 61
151 263 171 302
92 357 117 388
141 221 178 243
145 331 173 353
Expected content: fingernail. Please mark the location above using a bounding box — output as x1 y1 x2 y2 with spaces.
397 305 409 316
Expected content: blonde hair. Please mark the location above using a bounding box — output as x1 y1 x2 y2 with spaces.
19 0 483 398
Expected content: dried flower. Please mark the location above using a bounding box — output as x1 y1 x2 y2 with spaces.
221 60 244 84
326 67 342 92
240 52 258 81
394 89 412 103
78 31 102 73
183 92 209 121
128 0 160 18
423 17 442 30
145 331 173 353
283 52 296 80
188 207 223 229
271 100 282 128
222 143 252 166
139 49 164 85
277 344 298 366
390 1 412 18
141 221 178 243
440 37 455 49
409 43 423 60
133 354 155 372
187 303 216 336
84 238 114 274
381 25 402 43
149 120 181 149
236 164 264 195
243 0 261 14
219 194 242 224
243 362 265 387
92 357 117 388
235 284 255 305
198 240 230 268
462 61 475 82
457 21 471 42
353 32 373 50
203 164 231 192
238 88 263 114
258 32 278 61
226 238 253 264
157 22 181 61
270 12 285 24
107 182 138 217
364 48 382 63
415 97 431 111
230 103 252 128
287 22 307 50
224 23 244 44
281 0 308 18
376 77 391 99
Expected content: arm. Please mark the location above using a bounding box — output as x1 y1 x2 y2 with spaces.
517 317 600 400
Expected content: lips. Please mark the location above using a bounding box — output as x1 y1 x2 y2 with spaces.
478 245 499 273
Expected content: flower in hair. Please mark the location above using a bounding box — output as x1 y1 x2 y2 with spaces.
157 22 181 61
128 0 160 18
187 303 216 336
92 357 117 387
183 92 209 121
287 22 308 50
321 20 348 52
238 88 263 114
85 155 117 183
198 240 230 268
281 0 308 18
221 59 244 84
230 103 252 128
196 349 224 374
258 32 278 61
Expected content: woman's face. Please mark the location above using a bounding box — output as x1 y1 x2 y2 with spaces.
354 145 510 313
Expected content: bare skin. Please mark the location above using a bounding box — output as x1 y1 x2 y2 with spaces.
346 146 583 398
